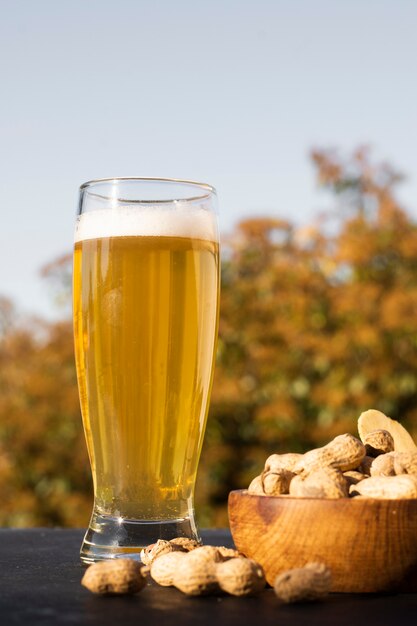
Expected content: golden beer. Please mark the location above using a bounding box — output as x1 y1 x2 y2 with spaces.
74 233 219 522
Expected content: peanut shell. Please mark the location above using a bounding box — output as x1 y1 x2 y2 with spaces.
82 559 147 595
294 434 366 474
150 551 187 586
264 453 303 473
393 451 417 475
169 537 200 552
358 410 417 453
274 563 331 603
363 429 395 457
262 468 293 495
350 474 417 499
216 557 265 596
289 468 348 499
370 452 397 477
248 474 265 495
173 557 218 596
141 539 177 565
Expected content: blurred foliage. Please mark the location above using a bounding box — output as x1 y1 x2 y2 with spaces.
1 147 417 528
0 310 91 526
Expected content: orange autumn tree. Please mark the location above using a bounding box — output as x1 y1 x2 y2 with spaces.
200 148 417 523
0 303 91 526
1 147 417 527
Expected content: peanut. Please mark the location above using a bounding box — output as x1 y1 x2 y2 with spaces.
169 537 200 552
216 557 265 596
358 409 417 453
217 546 241 559
173 550 219 595
81 559 147 595
262 468 293 495
289 468 348 499
363 429 395 457
370 452 397 477
264 453 303 473
343 470 366 486
150 551 187 586
274 563 331 603
141 536 199 565
140 539 177 565
294 434 366 475
350 474 417 499
370 451 417 477
393 451 417 475
248 474 265 495
185 545 224 564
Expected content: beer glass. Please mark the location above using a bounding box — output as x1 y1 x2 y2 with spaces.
73 178 220 563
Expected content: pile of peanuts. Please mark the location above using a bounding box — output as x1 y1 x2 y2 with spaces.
81 537 331 603
248 410 417 499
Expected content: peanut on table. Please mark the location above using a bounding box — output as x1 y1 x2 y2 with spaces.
81 537 330 604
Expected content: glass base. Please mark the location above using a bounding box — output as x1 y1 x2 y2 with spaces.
80 510 200 564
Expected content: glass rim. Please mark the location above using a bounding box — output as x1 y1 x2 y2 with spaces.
79 177 216 204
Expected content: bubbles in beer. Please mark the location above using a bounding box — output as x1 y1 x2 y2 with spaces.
75 205 218 243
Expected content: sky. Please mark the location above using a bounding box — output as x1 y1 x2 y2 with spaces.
1 0 417 319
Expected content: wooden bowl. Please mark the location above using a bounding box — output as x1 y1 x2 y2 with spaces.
228 490 417 593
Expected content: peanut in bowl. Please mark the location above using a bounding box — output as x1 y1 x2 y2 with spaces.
228 409 417 593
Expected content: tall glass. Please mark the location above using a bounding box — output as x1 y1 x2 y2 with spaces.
73 178 220 563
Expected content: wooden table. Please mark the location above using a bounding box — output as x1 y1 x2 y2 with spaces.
0 529 416 625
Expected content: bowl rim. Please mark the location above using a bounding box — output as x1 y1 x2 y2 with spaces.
229 488 417 504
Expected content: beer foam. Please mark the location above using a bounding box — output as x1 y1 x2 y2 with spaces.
74 205 218 243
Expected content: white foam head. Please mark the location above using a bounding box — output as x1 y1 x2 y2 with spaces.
74 204 218 243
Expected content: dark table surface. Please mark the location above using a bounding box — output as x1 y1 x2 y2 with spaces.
0 529 416 626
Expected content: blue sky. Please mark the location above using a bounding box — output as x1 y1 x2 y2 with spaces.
1 0 416 318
